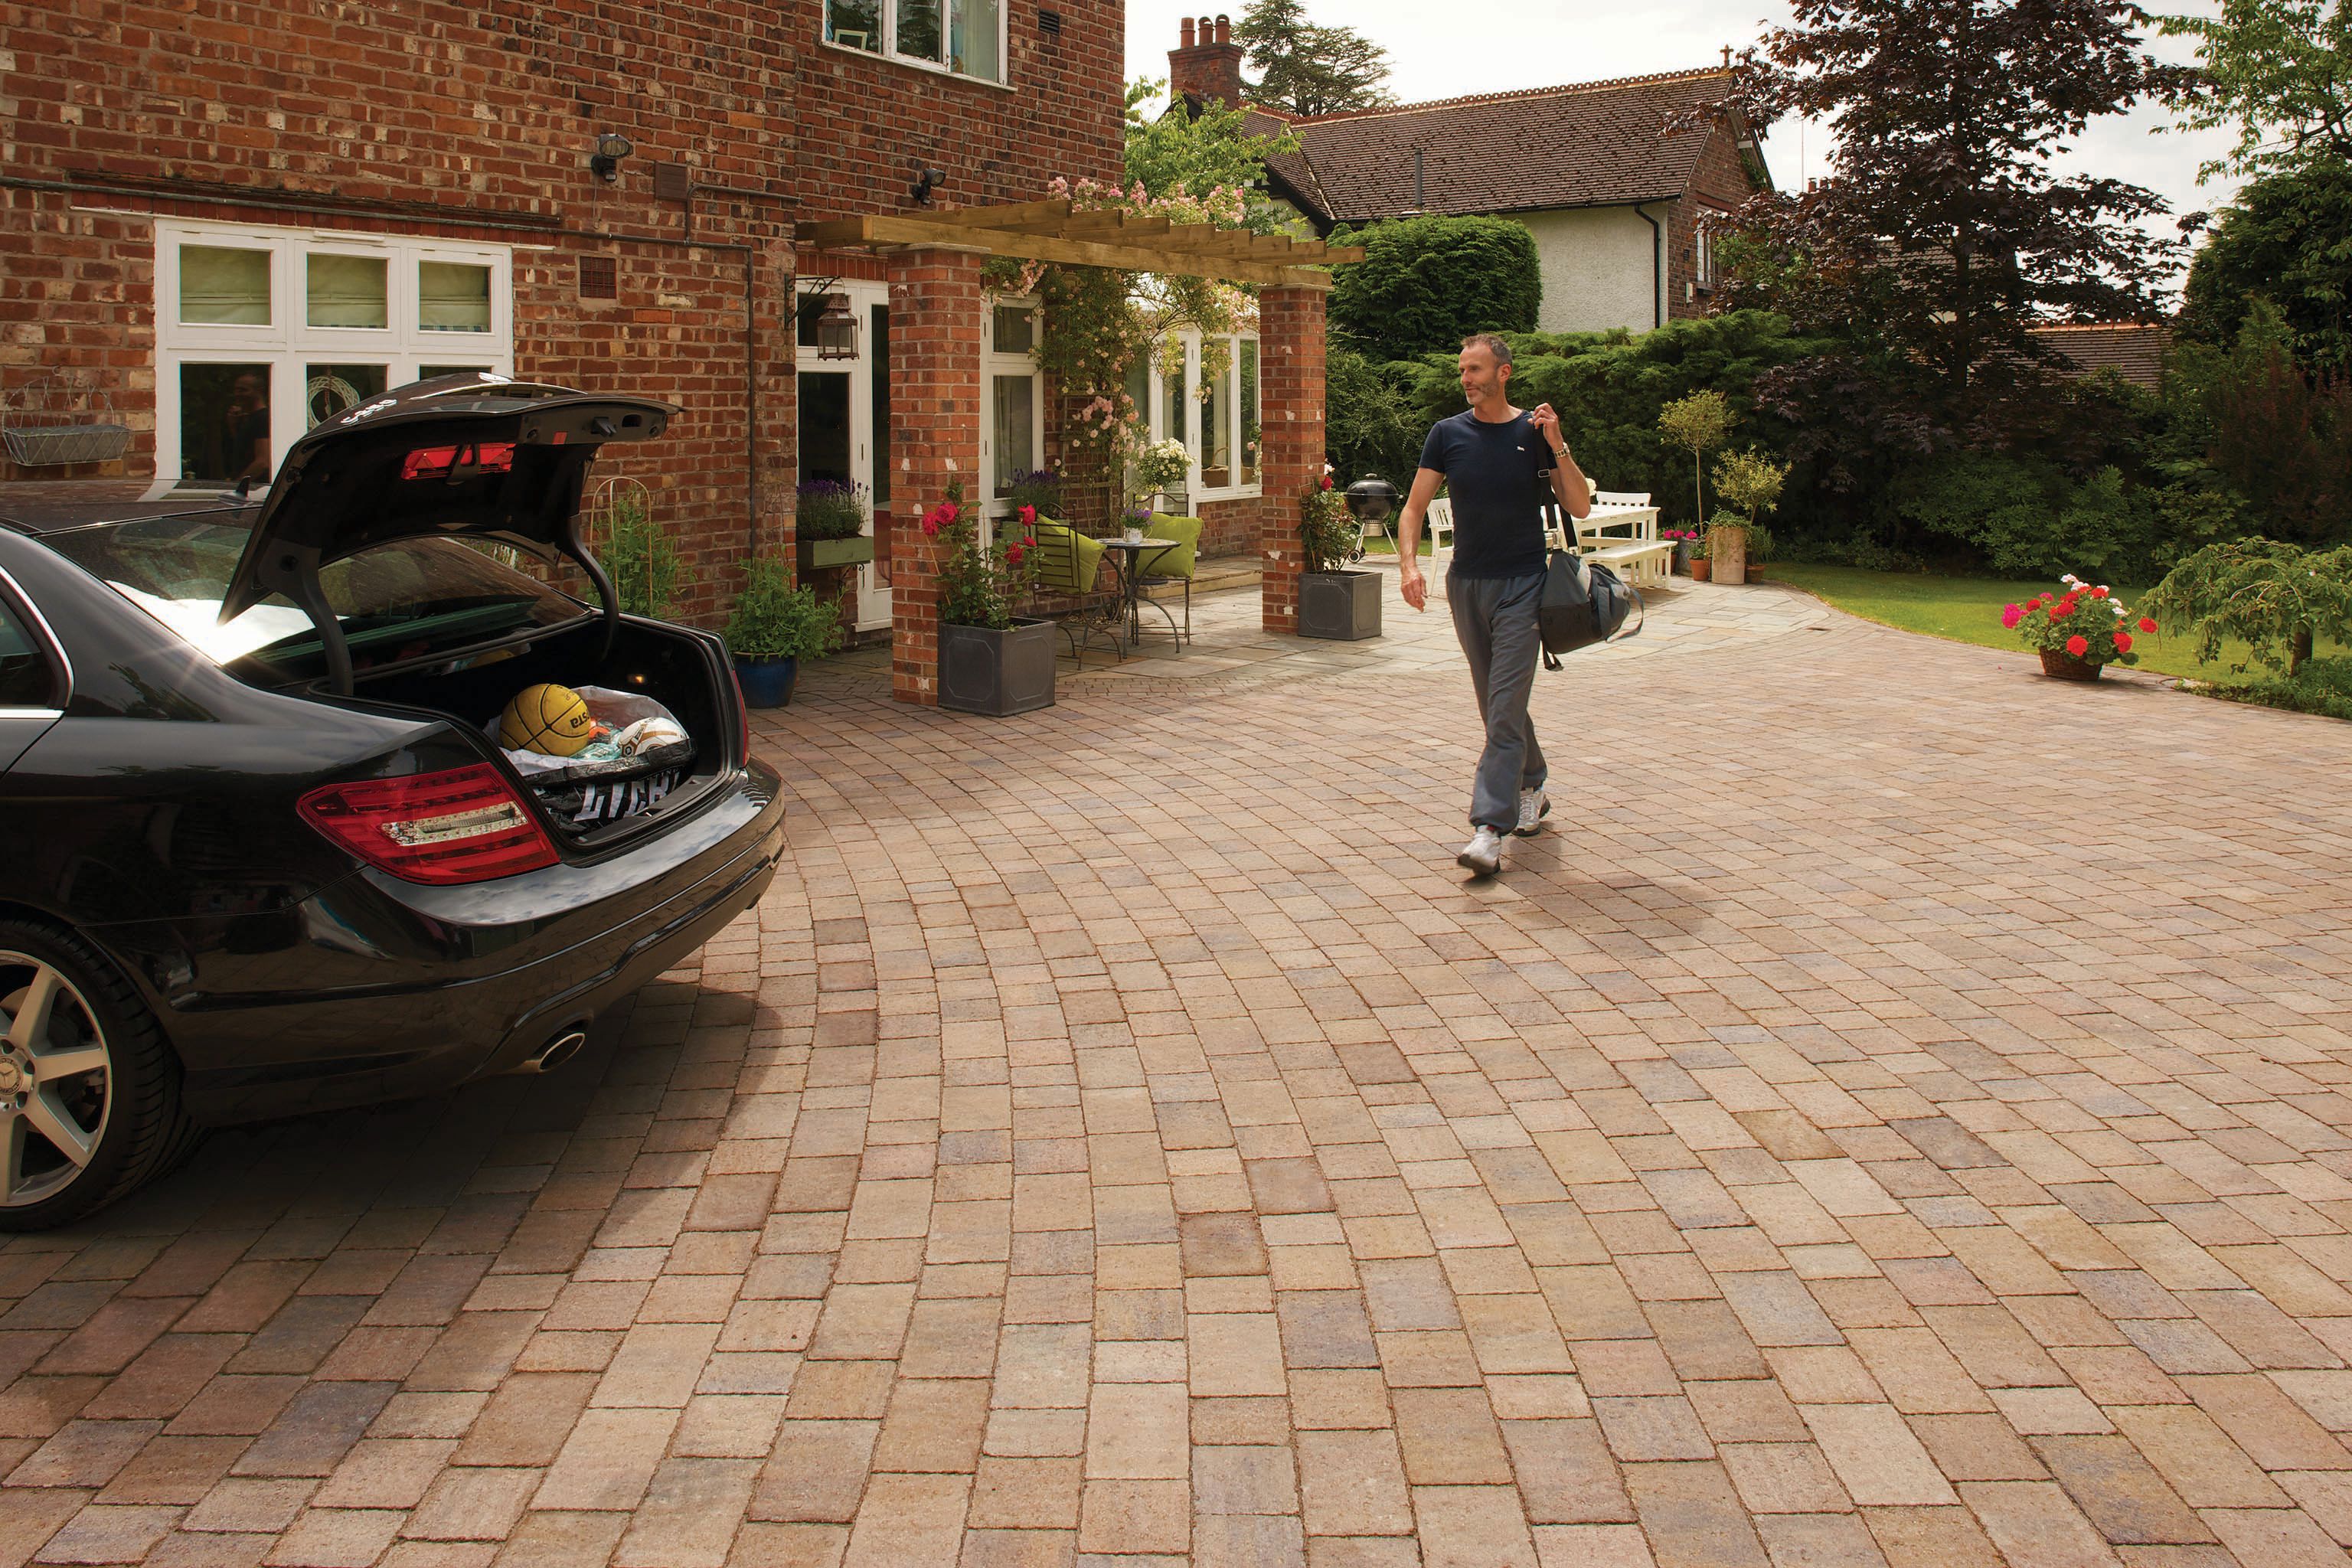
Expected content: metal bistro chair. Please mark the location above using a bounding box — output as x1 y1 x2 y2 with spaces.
1133 513 1204 644
1027 519 1124 665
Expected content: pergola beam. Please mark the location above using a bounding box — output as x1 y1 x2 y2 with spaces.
797 211 1359 290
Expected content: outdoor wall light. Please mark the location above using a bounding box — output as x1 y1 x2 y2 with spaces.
590 132 635 184
815 292 859 361
910 165 946 206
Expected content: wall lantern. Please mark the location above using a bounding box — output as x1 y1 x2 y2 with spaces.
590 132 635 184
815 292 859 360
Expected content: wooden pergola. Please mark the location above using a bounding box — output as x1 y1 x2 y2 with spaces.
792 198 1360 703
798 198 1363 289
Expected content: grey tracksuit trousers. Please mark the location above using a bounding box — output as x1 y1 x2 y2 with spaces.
1447 567 1548 831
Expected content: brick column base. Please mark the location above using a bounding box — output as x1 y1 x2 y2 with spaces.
1259 286 1327 634
887 247 985 704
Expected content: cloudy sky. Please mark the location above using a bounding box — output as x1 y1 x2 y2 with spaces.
1123 0 2243 276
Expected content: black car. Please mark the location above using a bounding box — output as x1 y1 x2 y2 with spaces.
0 375 784 1228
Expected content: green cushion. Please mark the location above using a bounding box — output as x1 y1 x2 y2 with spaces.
1031 519 1105 595
1142 513 1204 578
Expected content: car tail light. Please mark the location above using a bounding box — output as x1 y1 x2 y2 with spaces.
400 442 515 481
729 663 751 762
299 764 558 884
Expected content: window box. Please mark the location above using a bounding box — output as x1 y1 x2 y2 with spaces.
798 534 877 573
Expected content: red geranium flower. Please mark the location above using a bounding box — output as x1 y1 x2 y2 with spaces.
2090 586 2109 598
2051 601 2074 619
2113 632 2132 652
2138 617 2156 633
2066 635 2089 658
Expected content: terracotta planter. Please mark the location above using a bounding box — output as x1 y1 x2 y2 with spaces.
1689 557 1711 583
2039 650 2102 681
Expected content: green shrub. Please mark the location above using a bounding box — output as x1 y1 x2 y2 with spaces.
601 492 684 619
1330 214 1540 362
1325 346 1423 492
2142 537 2352 675
2206 655 2352 722
1298 481 1356 573
724 553 844 660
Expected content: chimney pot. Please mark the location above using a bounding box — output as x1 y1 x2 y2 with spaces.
1214 14 1230 43
1181 17 1196 47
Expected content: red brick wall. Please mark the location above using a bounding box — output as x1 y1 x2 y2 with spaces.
1668 118 1764 322
1256 286 1326 634
886 247 984 705
1 0 1123 626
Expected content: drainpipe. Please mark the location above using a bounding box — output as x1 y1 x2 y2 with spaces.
1633 201 1664 329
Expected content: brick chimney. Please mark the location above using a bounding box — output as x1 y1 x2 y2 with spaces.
1170 14 1246 109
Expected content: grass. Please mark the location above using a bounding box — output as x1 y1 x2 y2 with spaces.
1766 562 2349 686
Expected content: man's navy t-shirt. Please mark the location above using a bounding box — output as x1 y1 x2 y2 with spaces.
1418 409 1553 578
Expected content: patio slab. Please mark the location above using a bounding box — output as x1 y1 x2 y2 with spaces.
5 573 2351 1566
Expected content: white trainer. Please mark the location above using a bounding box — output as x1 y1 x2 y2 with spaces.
1456 825 1503 876
1514 789 1551 837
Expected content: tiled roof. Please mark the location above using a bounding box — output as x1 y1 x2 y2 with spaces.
2032 322 2171 390
1262 67 1743 226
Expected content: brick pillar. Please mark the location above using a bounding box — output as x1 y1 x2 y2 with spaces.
887 247 985 704
1258 285 1327 635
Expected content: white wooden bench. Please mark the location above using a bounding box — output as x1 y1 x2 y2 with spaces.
1543 486 1674 588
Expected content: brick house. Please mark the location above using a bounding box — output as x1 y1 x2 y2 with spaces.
1167 19 1772 335
2 2 1339 703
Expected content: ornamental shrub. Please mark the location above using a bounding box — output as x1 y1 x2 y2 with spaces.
1325 346 1423 493
724 554 844 661
600 492 684 619
2141 537 2352 675
1298 477 1356 573
1329 215 1541 362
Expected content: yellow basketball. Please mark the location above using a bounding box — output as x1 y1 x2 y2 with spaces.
498 683 596 756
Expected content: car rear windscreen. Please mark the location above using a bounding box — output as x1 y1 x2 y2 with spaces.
45 514 588 677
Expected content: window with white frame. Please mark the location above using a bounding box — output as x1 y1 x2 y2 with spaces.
1128 328 1262 505
825 0 1004 85
155 220 513 491
1695 215 1719 293
983 297 1042 512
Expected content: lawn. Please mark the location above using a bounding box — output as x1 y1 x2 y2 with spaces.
1767 562 2347 685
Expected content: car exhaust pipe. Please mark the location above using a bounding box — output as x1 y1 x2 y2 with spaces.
517 1027 588 1075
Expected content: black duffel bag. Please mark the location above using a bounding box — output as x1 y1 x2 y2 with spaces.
1537 526 1643 669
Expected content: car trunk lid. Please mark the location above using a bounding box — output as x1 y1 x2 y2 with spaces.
219 374 676 694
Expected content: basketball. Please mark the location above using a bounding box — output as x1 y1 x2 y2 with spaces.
498 683 597 756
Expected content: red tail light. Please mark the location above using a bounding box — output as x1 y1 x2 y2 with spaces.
299 764 558 884
729 663 750 762
400 442 515 481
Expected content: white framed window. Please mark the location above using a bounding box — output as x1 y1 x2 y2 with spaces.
982 296 1042 515
824 0 1005 87
154 219 513 492
1128 328 1263 506
1694 214 1720 294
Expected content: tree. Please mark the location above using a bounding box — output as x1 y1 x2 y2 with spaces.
1328 215 1540 362
1124 77 1299 230
2173 299 2352 547
2178 158 2352 373
1707 0 2189 426
1235 0 1396 117
2158 0 2352 181
1658 390 1734 524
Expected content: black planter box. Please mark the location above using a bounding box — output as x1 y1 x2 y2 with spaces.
1298 569 1383 641
939 617 1057 717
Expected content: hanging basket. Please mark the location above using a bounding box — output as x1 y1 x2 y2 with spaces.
3 372 131 468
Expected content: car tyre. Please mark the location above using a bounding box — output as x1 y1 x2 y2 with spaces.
0 921 198 1231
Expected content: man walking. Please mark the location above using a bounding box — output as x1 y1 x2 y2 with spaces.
1393 335 1591 876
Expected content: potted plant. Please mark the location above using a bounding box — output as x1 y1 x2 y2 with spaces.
794 480 875 573
1658 389 1732 533
1297 475 1381 640
1705 448 1788 587
724 551 844 707
933 480 1054 716
603 491 685 617
1688 532 1711 582
1133 438 1191 514
1661 528 1702 575
2002 574 2151 681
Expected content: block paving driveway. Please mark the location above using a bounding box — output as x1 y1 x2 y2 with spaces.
5 575 2352 1567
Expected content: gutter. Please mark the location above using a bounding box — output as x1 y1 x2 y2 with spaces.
3 172 773 562
1632 201 1665 329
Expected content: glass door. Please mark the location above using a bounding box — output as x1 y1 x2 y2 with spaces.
795 282 891 631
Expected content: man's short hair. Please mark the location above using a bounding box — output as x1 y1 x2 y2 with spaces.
1459 333 1514 367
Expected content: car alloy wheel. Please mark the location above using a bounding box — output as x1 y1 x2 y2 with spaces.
0 949 114 1209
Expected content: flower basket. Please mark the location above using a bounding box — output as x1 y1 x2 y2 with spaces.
2004 574 2151 681
2038 650 2102 682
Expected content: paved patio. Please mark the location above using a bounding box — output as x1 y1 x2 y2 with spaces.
6 569 2352 1568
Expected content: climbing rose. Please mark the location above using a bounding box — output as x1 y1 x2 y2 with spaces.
1018 505 1037 526
1005 544 1025 565
2113 632 2132 653
1320 475 1334 490
2138 617 2156 633
2066 635 2089 658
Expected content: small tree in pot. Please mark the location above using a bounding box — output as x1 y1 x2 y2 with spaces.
724 553 844 708
1706 449 1788 586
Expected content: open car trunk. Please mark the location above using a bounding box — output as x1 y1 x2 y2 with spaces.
348 612 732 846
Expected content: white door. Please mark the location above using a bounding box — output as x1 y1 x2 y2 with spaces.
796 280 891 631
